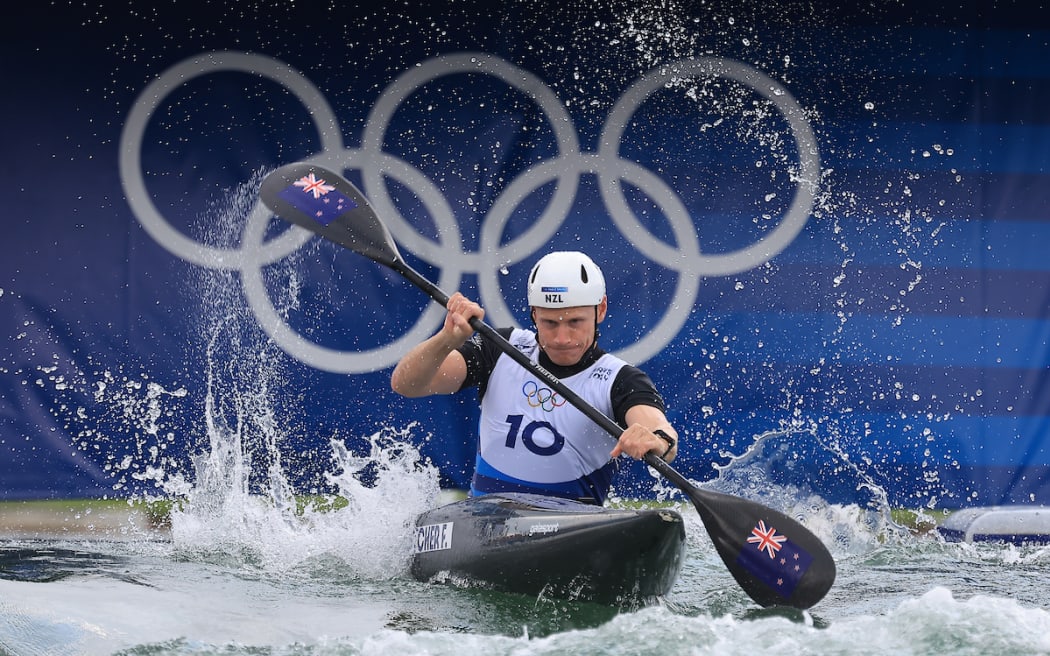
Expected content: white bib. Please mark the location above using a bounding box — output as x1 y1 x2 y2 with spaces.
477 329 626 485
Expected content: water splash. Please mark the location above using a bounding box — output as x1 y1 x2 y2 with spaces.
160 174 443 577
704 424 914 554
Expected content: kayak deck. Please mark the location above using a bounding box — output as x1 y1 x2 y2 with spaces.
410 492 686 605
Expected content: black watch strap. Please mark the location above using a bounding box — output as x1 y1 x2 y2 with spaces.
653 429 675 457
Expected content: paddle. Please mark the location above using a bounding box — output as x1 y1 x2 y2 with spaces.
259 162 836 609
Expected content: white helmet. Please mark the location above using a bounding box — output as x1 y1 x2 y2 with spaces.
527 251 606 308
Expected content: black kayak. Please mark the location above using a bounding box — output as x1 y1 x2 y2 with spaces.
410 492 687 605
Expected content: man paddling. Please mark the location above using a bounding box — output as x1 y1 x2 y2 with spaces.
390 251 679 505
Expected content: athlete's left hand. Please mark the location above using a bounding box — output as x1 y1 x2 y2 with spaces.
611 424 673 460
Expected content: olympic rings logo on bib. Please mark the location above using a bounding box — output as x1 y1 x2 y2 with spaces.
119 51 820 373
522 380 567 412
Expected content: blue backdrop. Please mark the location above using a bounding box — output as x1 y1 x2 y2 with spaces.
2 1 1048 509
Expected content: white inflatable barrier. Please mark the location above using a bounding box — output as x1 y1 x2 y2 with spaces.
938 506 1050 545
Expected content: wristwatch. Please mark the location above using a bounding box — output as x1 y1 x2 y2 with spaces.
653 429 676 458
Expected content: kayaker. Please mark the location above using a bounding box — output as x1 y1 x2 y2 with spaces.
390 251 679 505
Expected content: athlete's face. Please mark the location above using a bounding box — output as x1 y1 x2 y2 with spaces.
532 298 608 366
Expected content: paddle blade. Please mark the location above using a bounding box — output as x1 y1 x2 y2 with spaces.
259 162 402 268
688 486 835 609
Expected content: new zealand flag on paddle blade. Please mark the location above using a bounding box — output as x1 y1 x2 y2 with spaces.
277 172 357 226
736 520 814 598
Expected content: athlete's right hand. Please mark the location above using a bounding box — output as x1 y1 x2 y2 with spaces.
443 292 485 342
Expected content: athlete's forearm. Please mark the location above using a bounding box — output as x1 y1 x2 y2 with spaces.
390 332 465 397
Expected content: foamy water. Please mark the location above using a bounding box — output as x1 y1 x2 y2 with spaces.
3 490 1050 655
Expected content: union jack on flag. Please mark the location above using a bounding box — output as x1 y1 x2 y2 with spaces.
747 520 787 559
293 173 335 199
736 518 814 598
276 170 357 227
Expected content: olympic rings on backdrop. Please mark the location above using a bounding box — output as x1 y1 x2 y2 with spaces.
119 50 820 373
522 381 566 412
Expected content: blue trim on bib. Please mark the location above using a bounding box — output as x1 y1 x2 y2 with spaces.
470 455 616 504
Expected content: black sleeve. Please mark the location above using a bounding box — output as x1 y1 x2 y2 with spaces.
455 327 515 399
610 365 666 427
